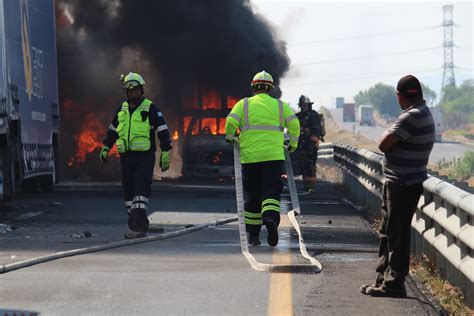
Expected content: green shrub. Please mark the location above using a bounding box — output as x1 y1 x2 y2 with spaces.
448 151 474 180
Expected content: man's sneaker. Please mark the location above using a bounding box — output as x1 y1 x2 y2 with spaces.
248 234 261 246
124 229 147 239
265 220 278 247
360 275 384 294
364 284 407 298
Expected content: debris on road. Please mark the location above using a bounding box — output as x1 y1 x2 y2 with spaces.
70 231 93 239
148 225 165 233
0 223 13 233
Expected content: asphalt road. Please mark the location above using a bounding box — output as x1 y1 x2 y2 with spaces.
0 181 438 315
329 108 474 164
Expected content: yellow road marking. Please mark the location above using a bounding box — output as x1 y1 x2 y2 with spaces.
267 215 293 316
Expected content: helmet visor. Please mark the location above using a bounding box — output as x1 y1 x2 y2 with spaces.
123 81 141 90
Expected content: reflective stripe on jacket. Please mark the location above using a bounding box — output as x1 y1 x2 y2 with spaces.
225 93 300 163
116 99 152 153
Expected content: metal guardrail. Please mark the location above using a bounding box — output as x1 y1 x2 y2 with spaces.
317 142 334 159
320 143 473 308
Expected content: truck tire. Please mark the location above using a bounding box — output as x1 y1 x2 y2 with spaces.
0 143 15 201
39 175 54 192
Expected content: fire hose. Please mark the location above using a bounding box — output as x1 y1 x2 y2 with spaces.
0 217 237 274
1 144 321 274
233 142 322 273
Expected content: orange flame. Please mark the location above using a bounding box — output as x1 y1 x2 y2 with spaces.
68 112 118 166
172 130 179 140
182 89 239 136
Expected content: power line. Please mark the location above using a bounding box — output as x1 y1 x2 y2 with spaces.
455 67 474 72
284 69 441 88
284 67 442 80
292 47 441 67
290 26 440 46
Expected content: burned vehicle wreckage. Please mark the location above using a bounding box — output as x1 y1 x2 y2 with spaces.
179 89 237 178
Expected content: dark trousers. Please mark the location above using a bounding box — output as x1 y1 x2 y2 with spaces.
242 160 284 236
376 181 423 287
120 151 156 233
297 145 318 190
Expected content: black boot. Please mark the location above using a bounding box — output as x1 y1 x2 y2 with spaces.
248 234 261 246
265 220 278 247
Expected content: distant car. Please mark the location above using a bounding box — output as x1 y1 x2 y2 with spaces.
431 107 444 142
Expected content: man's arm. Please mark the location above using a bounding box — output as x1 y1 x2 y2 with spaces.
284 103 300 148
150 104 172 151
103 106 121 148
379 111 415 153
310 111 322 137
378 130 400 153
225 100 243 141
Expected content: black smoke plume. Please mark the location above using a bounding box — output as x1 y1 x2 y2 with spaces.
56 0 290 179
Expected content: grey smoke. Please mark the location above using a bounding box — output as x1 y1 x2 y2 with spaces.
56 0 290 178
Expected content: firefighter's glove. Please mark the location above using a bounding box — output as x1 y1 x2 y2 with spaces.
99 146 110 163
225 134 235 143
160 151 170 172
288 142 298 153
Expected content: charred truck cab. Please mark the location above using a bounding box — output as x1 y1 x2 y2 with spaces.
180 89 236 178
0 0 59 200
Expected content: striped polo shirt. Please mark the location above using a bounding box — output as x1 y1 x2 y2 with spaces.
383 101 435 185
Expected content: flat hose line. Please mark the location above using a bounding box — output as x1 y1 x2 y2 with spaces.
0 217 238 274
233 142 322 273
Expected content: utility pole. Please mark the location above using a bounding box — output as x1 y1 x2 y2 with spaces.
441 4 456 101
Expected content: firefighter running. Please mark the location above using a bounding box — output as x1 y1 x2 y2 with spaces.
100 72 172 239
225 71 300 247
295 95 325 193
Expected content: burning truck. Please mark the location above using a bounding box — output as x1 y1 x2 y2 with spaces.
178 89 238 177
56 0 289 181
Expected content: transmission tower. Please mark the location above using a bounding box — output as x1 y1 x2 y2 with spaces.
441 4 456 96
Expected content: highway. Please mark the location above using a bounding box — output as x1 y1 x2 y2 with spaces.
329 108 474 164
0 181 438 315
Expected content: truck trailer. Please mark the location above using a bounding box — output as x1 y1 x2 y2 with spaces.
431 107 444 142
342 103 356 122
0 0 59 200
358 104 375 126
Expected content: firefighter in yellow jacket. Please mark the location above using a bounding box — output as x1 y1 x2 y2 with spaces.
225 71 300 246
99 72 172 239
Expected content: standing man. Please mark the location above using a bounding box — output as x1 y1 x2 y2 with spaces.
361 75 434 297
100 72 172 239
225 70 300 247
295 95 325 193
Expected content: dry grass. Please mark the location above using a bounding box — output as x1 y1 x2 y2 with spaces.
410 255 473 315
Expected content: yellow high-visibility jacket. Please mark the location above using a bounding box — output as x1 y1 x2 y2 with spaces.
116 99 152 153
225 93 300 163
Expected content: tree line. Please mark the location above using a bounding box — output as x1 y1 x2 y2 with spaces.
353 80 473 129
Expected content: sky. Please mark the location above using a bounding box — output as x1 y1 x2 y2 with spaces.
251 0 473 109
